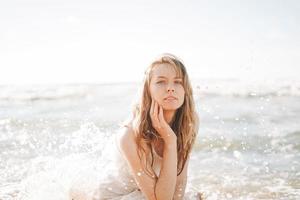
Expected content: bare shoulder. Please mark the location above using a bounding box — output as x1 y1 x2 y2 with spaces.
116 122 157 200
118 123 137 154
117 121 145 160
118 124 149 168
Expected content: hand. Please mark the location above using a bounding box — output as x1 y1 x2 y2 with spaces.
150 100 176 142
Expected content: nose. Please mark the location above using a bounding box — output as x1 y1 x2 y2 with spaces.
167 84 175 93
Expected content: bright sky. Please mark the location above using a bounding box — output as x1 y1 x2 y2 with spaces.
0 0 299 84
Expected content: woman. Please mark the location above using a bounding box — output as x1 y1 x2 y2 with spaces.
70 53 202 200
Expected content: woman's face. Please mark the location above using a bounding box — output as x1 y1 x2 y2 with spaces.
149 63 185 111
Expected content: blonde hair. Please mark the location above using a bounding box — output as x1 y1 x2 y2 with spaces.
128 53 199 179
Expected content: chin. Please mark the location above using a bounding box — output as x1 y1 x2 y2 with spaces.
162 103 181 111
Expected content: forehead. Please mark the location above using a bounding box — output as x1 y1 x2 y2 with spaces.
151 63 181 78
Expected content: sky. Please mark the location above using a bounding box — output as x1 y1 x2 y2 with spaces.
0 0 299 84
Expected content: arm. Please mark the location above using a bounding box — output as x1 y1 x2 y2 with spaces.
173 156 190 200
154 136 178 200
119 100 181 200
151 101 178 200
119 126 178 200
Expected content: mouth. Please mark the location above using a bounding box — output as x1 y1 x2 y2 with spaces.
164 96 177 101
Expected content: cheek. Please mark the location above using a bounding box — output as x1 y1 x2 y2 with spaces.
149 85 161 99
176 85 185 95
177 87 185 103
152 83 165 91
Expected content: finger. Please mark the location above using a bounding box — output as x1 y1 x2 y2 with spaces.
153 101 158 118
158 105 164 124
150 100 156 128
150 99 154 116
153 101 160 128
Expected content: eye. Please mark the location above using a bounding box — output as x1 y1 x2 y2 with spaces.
156 80 165 84
174 80 182 84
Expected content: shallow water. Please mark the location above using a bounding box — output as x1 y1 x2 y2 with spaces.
0 80 299 199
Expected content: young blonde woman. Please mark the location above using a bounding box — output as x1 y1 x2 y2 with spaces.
70 54 203 200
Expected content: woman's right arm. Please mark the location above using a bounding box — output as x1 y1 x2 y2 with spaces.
119 126 177 200
154 134 178 200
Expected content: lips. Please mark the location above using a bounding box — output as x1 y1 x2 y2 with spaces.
164 96 177 100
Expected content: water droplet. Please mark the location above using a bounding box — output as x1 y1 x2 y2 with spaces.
233 150 241 159
214 116 220 120
265 166 269 173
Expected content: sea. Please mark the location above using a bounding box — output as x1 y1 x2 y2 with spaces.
0 78 299 200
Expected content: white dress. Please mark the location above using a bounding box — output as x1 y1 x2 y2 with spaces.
69 133 201 200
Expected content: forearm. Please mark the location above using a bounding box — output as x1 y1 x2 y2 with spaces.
155 138 177 200
173 179 187 200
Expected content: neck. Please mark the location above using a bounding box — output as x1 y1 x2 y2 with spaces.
163 109 176 125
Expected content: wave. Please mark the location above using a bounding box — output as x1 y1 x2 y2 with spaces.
0 84 93 102
0 79 300 102
0 82 139 102
193 78 300 97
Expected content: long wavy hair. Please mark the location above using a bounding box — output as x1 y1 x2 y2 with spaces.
127 53 199 179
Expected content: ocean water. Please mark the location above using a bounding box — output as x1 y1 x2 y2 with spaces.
0 79 299 200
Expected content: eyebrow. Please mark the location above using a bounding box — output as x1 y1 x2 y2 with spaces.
156 76 182 80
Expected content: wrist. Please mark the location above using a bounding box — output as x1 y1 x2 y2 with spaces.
162 132 177 144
